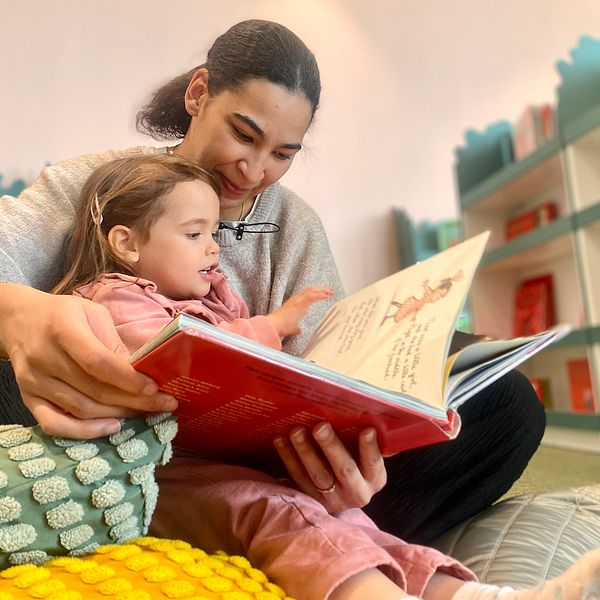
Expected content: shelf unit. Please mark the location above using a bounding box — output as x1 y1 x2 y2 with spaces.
455 36 600 432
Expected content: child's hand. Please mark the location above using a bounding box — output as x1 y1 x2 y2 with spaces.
267 286 334 338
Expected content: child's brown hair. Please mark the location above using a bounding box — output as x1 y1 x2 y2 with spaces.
52 154 219 295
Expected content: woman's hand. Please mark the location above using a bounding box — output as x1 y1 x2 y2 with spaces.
273 422 387 513
0 283 177 438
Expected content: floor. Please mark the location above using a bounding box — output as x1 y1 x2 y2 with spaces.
504 427 600 498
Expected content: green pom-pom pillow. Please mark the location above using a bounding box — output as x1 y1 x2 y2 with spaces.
0 414 177 569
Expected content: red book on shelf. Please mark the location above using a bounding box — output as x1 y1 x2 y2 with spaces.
506 210 537 239
528 376 552 409
505 202 558 240
567 359 596 413
513 274 555 337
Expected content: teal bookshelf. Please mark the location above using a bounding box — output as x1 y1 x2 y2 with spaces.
455 36 600 429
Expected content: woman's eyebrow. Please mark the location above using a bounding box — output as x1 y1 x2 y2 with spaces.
233 113 302 150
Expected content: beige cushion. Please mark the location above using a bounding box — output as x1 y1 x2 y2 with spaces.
431 484 600 588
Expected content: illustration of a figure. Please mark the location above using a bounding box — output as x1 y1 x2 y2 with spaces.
382 270 464 324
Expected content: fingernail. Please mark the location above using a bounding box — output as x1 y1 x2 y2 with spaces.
291 428 306 443
314 423 332 440
163 396 178 411
143 382 159 395
364 428 376 442
105 420 121 435
273 436 287 449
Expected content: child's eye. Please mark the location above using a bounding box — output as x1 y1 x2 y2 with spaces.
274 151 293 161
185 232 201 240
211 231 220 241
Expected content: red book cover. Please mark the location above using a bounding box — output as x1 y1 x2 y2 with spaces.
131 315 569 461
132 322 459 459
567 359 596 413
513 274 555 337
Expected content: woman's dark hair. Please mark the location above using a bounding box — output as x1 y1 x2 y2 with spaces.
137 19 321 140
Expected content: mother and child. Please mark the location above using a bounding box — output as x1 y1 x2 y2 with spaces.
0 18 598 600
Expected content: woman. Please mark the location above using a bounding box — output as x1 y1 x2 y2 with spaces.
0 19 551 596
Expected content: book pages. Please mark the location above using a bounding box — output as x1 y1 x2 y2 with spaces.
302 232 490 409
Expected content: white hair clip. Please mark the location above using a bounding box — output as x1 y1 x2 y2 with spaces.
91 193 104 226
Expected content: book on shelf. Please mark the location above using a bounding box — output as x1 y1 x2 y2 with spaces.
513 274 555 337
566 358 596 413
528 376 553 409
131 232 571 460
512 103 556 161
505 202 558 240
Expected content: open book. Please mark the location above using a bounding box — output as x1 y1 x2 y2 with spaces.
131 232 570 458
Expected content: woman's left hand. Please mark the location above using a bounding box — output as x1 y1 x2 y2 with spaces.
273 422 387 513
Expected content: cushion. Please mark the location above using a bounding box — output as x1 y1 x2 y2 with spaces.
431 484 600 588
0 536 292 599
0 414 177 570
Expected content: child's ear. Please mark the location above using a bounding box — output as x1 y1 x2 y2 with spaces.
108 225 140 264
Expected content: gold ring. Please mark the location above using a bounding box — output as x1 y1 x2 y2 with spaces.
316 482 336 494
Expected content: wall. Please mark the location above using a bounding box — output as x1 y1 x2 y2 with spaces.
2 0 600 292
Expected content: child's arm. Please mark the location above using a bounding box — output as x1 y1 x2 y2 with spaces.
218 287 333 350
265 286 334 338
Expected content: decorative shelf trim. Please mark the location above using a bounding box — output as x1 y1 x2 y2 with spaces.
545 410 600 429
561 103 600 145
458 36 600 207
459 138 561 209
553 328 589 347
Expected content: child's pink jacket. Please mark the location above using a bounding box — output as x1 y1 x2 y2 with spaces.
74 272 281 354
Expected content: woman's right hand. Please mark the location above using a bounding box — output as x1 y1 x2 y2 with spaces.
274 422 387 513
0 283 177 438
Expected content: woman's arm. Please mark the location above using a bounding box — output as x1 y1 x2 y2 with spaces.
0 282 177 437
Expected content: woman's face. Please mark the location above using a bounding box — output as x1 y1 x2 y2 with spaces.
180 77 313 220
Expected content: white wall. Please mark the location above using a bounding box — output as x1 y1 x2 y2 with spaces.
2 0 600 292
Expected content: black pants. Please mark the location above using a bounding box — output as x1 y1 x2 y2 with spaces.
363 369 545 545
0 361 35 426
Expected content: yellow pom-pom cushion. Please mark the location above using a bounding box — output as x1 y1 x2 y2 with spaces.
0 537 295 600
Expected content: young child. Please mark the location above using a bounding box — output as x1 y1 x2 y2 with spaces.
48 154 600 600
52 155 332 352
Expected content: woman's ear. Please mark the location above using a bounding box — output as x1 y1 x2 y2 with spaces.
108 225 140 264
185 68 209 117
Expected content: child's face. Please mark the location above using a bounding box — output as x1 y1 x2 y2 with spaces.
135 180 220 300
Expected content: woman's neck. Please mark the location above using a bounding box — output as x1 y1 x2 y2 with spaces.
220 198 256 222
